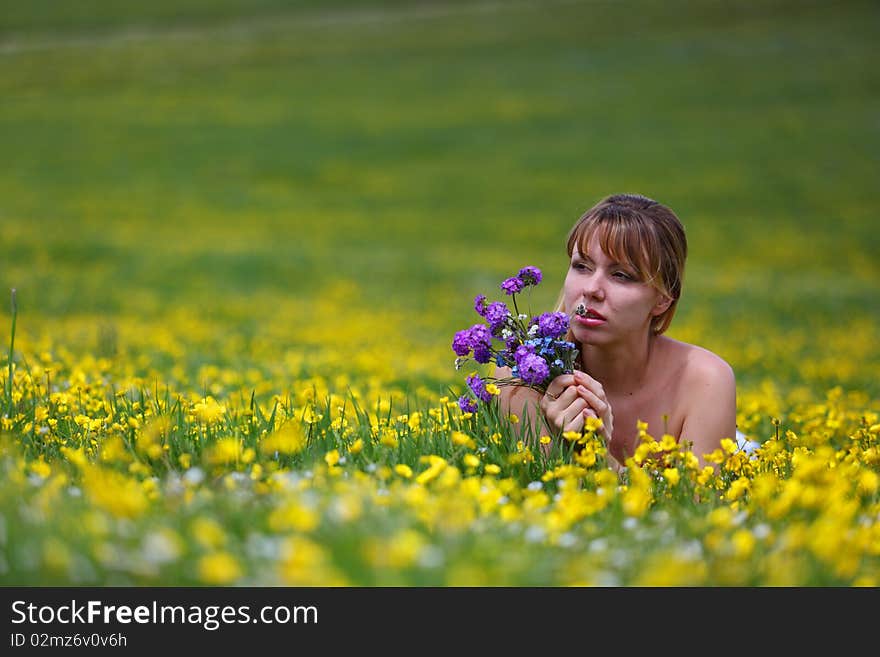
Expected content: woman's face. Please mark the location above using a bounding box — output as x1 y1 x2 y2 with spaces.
563 237 669 345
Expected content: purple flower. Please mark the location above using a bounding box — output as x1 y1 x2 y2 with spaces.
485 302 510 333
473 342 492 364
500 277 525 296
518 266 542 286
514 343 536 362
452 329 472 357
453 324 493 358
466 373 493 404
517 353 550 387
458 395 479 414
469 324 492 349
473 294 488 317
454 265 578 400
536 312 569 339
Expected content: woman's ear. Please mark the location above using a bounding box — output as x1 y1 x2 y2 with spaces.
651 295 673 317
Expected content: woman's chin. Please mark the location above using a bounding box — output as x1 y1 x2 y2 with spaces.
572 327 606 345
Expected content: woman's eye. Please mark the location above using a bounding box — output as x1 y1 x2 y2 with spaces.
613 271 633 280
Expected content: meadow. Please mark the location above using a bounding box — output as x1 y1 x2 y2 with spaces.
1 0 878 585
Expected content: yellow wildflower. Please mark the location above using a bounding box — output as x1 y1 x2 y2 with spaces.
462 454 480 468
260 423 307 456
198 552 242 585
193 397 226 425
451 431 476 449
191 517 227 549
268 501 319 532
731 529 756 559
416 455 447 485
205 438 242 465
584 416 604 432
663 467 680 487
81 464 148 518
721 438 738 455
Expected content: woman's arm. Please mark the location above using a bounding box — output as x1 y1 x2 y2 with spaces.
495 366 548 443
679 353 737 467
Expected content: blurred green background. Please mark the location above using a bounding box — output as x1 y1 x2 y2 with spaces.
2 0 878 396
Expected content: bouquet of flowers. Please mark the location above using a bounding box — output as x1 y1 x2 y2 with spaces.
452 265 580 413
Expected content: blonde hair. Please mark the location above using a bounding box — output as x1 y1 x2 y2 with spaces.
555 193 687 336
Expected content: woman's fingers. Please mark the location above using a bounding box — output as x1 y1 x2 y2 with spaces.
562 399 589 432
543 392 588 433
573 370 606 401
576 386 608 417
545 372 605 406
541 372 615 436
543 375 577 401
563 416 584 433
575 386 614 439
540 381 578 414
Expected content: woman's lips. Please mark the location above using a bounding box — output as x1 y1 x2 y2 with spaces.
574 307 606 327
576 315 606 327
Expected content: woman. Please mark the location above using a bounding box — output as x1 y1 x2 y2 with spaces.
497 193 737 471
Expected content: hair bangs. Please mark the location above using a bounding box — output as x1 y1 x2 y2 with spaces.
568 213 664 291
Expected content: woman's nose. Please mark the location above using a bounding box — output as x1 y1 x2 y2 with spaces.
583 272 605 301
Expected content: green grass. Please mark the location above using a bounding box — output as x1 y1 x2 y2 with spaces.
1 0 878 387
1 1 879 587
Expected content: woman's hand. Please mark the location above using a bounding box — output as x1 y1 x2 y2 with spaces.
540 370 614 441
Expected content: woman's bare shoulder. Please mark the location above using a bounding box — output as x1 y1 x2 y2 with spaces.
661 337 735 386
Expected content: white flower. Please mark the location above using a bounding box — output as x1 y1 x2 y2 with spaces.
183 467 205 486
142 532 181 565
525 525 546 543
589 538 608 553
752 523 771 539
